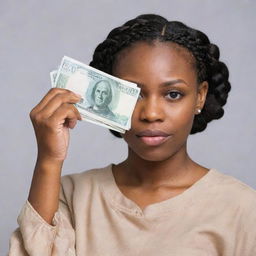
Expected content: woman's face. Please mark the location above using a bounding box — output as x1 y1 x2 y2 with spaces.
112 41 208 162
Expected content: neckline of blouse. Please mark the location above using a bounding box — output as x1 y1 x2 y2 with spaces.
100 164 222 219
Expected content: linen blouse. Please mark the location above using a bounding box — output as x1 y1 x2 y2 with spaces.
9 165 256 255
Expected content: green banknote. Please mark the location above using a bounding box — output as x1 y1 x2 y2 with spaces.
51 56 140 133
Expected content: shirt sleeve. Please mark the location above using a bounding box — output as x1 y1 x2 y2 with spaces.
238 191 256 256
8 183 76 256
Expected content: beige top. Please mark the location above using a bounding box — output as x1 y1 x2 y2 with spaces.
9 165 256 256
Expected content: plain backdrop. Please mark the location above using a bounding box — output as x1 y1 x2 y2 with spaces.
1 0 255 254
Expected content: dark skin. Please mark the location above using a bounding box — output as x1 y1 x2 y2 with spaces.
28 40 208 224
112 41 209 209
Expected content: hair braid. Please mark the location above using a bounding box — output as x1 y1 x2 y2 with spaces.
89 14 231 136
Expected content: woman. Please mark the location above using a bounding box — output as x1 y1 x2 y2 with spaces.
9 14 256 255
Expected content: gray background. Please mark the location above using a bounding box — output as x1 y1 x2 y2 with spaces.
1 0 255 254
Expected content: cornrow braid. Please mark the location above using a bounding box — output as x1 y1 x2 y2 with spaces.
90 16 165 74
90 14 231 137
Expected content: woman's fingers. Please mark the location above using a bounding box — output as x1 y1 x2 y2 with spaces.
30 88 81 122
35 88 67 110
37 91 81 120
47 103 82 128
31 88 80 113
65 119 77 129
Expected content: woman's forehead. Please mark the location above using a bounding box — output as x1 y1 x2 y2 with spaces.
112 41 197 85
115 41 195 68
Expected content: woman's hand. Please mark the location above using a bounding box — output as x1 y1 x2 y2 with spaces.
28 88 82 224
30 88 82 162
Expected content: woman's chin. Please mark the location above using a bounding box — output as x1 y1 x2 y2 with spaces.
130 148 174 162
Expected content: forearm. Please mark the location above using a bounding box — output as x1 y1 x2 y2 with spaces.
27 88 81 225
28 157 63 225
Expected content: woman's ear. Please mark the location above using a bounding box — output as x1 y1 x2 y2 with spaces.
195 81 208 114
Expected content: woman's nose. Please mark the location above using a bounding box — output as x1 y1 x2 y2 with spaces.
139 96 165 123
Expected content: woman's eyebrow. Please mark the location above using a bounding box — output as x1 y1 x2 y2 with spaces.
161 79 189 87
122 78 189 87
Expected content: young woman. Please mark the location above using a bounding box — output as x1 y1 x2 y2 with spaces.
9 14 256 256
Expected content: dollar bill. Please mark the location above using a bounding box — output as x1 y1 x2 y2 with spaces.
51 56 140 133
50 70 58 87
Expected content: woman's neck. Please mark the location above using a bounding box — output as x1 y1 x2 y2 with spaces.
115 144 205 189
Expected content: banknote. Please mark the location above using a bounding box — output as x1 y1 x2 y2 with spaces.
50 70 58 87
51 69 127 133
51 56 140 133
51 68 122 131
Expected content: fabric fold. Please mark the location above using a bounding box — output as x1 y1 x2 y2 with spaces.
9 200 76 256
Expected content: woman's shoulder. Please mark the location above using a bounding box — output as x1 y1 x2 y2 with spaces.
60 164 112 193
212 169 255 192
209 168 256 209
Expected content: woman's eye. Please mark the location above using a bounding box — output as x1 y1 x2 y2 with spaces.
166 91 183 100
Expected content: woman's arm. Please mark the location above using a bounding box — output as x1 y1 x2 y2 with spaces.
28 158 63 225
27 88 81 225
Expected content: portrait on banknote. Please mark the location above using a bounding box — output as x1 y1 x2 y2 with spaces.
85 79 117 121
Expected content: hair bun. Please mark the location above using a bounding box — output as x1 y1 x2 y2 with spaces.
208 44 220 60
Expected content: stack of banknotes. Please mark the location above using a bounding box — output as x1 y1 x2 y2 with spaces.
50 56 140 133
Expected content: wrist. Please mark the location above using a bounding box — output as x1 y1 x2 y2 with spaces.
35 155 64 174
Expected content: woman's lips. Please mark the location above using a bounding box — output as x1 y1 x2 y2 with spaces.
136 130 172 146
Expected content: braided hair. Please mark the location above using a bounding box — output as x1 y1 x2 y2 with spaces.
90 14 231 137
